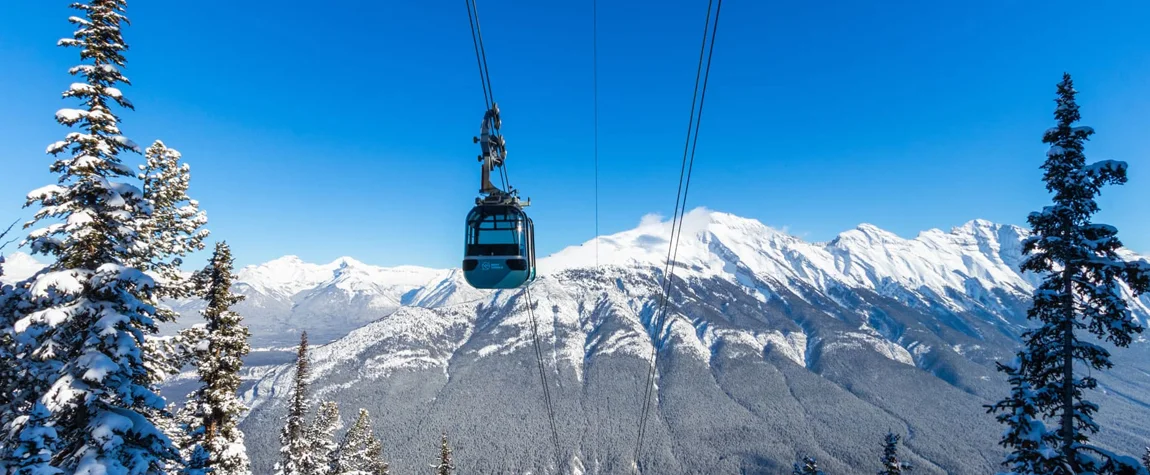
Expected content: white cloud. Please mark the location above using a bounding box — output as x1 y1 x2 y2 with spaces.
637 212 664 229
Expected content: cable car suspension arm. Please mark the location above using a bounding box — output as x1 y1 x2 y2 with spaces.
465 0 521 206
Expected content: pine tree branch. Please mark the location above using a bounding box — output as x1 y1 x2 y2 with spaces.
0 220 18 252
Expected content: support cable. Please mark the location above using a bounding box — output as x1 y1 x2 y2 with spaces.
633 0 723 467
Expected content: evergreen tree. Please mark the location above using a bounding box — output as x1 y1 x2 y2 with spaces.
0 220 23 437
1 402 62 474
180 445 211 475
986 356 1067 474
1142 447 1149 473
135 140 208 302
434 431 456 475
365 438 389 475
179 242 252 475
5 1 180 471
877 431 913 474
151 326 209 473
134 140 209 399
792 456 822 475
306 400 340 475
1009 73 1150 472
277 332 315 475
142 331 201 472
332 409 379 475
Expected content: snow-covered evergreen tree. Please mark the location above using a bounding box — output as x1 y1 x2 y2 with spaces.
365 438 389 475
877 431 913 474
986 356 1067 474
331 408 374 474
147 326 208 473
1011 73 1150 472
141 331 203 461
434 431 455 475
306 401 340 475
180 444 211 475
1 402 62 474
330 408 391 475
0 220 22 437
135 139 208 302
5 0 181 472
133 140 208 437
1142 447 1150 473
792 456 822 475
178 242 252 475
277 332 315 475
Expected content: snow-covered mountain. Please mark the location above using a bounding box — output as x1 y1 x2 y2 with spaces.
5 209 1147 473
234 208 1150 475
163 255 488 346
0 252 48 284
173 208 1143 348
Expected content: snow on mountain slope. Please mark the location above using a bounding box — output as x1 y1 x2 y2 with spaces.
542 208 1048 315
198 257 458 345
237 255 442 300
147 209 1150 474
9 209 1148 345
235 208 1150 474
235 255 333 297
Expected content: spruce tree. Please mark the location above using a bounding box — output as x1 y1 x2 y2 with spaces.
179 242 252 475
150 326 210 473
142 331 202 471
6 0 179 471
1142 447 1149 473
365 438 389 475
307 400 340 475
332 409 379 475
985 356 1066 474
1006 73 1150 472
134 140 208 439
135 139 208 302
1 402 61 474
877 431 913 474
0 221 22 437
181 445 211 475
792 456 823 475
277 332 315 475
434 431 456 475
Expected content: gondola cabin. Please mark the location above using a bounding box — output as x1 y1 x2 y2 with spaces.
463 204 536 289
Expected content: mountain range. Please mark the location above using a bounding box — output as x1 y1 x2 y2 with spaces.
3 208 1148 474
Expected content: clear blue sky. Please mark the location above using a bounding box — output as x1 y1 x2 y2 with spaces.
1 0 1148 269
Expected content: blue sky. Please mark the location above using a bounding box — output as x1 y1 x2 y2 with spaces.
1 0 1148 269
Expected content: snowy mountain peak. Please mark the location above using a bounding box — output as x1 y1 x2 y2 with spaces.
956 218 998 230
234 253 445 301
948 219 1025 240
540 208 1084 316
540 208 795 273
266 254 305 264
0 252 49 284
332 256 366 269
830 223 904 247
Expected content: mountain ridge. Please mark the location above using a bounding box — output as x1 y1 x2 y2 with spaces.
5 209 1147 473
3 209 1146 346
220 209 1148 474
